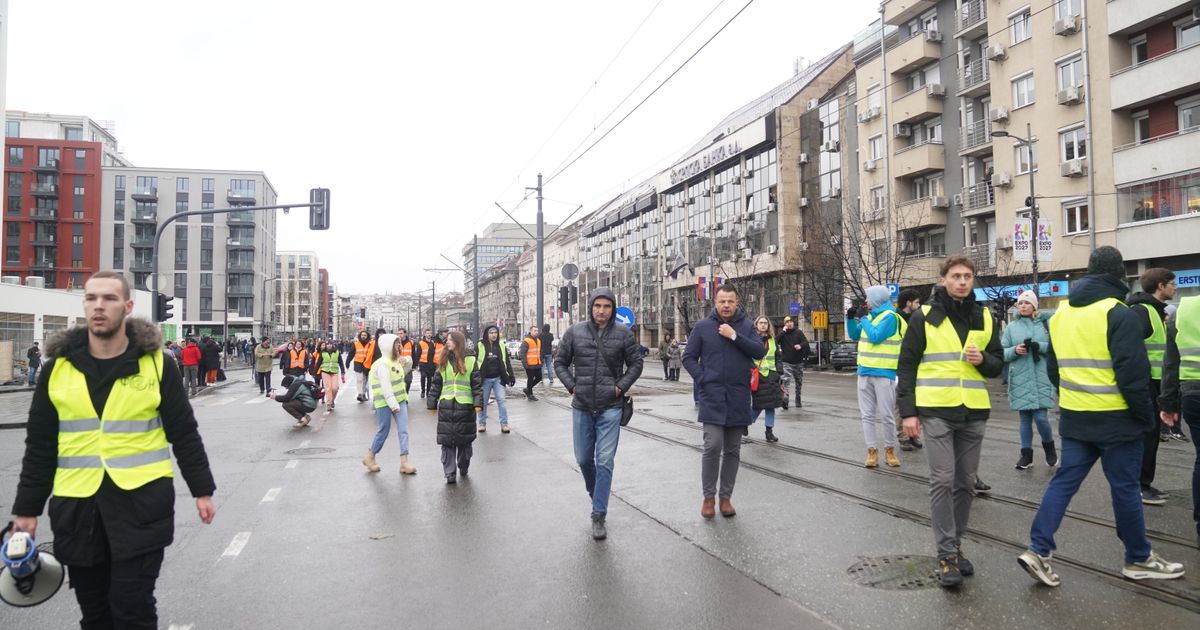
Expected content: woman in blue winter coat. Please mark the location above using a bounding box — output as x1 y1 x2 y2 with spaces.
1002 290 1058 469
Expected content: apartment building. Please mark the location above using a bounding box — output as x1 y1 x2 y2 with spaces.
476 257 519 336
275 251 321 337
463 222 542 313
319 267 331 335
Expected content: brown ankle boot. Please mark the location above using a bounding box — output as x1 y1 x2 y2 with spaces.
885 446 901 467
701 497 716 519
362 451 381 473
865 447 879 468
719 497 736 517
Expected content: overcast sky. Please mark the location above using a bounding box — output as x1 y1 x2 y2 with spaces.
7 0 878 294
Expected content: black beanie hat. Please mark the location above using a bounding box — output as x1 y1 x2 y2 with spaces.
1087 246 1125 281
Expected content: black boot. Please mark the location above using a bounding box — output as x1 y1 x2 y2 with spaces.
1042 441 1058 467
591 514 607 540
1015 448 1034 470
765 427 779 443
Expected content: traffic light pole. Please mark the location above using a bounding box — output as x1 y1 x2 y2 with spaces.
149 197 327 321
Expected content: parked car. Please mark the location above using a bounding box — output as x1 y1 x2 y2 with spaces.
829 341 858 371
801 341 832 367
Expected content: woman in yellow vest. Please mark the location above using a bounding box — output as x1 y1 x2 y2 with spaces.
317 341 346 414
750 316 783 443
429 330 484 483
364 333 416 475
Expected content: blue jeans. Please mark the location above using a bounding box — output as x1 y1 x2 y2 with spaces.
572 407 622 516
1029 437 1151 564
1017 408 1054 449
752 408 775 428
1183 395 1200 535
477 377 508 426
542 358 554 383
28 363 38 386
371 404 410 456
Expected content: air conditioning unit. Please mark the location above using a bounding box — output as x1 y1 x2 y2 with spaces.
808 98 820 111
829 186 842 198
712 184 724 194
863 159 877 172
989 106 1009 123
798 242 810 252
663 239 672 247
1060 158 1087 177
931 196 950 208
767 202 778 213
737 238 749 249
996 235 1013 249
767 244 778 254
1054 16 1079 36
687 196 696 204
822 140 841 152
706 256 716 264
926 83 946 97
800 196 811 208
925 29 943 42
799 152 810 165
894 123 912 138
741 248 753 261
857 107 880 123
985 43 1007 61
952 193 964 206
991 172 1012 187
744 169 754 179
1056 86 1083 105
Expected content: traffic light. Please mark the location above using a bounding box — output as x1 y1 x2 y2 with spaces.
309 188 330 230
568 284 578 305
154 292 174 322
558 286 569 313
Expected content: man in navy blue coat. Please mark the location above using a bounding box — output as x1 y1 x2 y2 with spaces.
682 284 767 519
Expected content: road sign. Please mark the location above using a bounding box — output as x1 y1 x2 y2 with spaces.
614 306 635 329
561 263 579 281
812 311 828 330
789 302 802 316
886 283 900 299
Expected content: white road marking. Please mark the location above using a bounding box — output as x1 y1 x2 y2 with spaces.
221 531 251 558
245 396 267 405
299 439 311 448
168 625 195 630
285 459 299 469
261 487 282 503
210 397 236 406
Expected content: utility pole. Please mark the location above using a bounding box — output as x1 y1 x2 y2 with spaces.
431 280 437 333
1027 121 1039 296
473 234 481 338
530 173 545 332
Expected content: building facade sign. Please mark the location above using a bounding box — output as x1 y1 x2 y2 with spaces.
658 117 769 189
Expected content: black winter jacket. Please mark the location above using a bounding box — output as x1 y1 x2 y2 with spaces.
1046 274 1155 442
430 353 484 446
554 288 644 412
775 327 811 364
1159 316 1200 413
476 325 515 384
274 379 318 411
13 318 215 565
897 286 1004 422
751 335 784 411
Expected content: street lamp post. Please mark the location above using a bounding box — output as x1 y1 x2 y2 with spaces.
991 123 1039 295
262 275 280 340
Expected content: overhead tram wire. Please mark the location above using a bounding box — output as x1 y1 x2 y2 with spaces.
545 0 746 186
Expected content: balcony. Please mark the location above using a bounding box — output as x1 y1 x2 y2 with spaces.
888 30 942 75
227 189 256 205
30 234 57 247
228 259 255 271
900 256 945 284
131 209 158 224
1111 42 1200 110
892 140 945 178
1112 127 1200 186
891 85 943 124
957 58 990 98
227 210 256 225
227 284 256 297
29 259 57 271
894 197 949 230
959 119 993 156
30 183 59 197
130 259 153 272
227 239 256 250
956 0 988 38
1117 213 1200 261
131 187 158 201
884 0 937 26
962 242 997 273
30 209 58 222
1108 0 1194 36
131 237 155 249
961 182 996 217
32 159 60 173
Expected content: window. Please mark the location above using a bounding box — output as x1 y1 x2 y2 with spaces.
63 126 83 141
38 148 60 167
175 225 188 241
176 177 189 192
7 147 22 166
200 249 213 269
5 121 18 137
6 223 19 239
913 174 944 200
175 249 187 265
1012 73 1035 108
869 135 884 160
113 248 123 269
114 175 126 190
135 175 157 192
1179 96 1200 132
1060 127 1087 161
1179 16 1200 49
1016 143 1038 174
870 186 886 212
913 118 943 144
1130 36 1148 65
202 178 215 192
201 226 214 241
175 273 187 291
1133 111 1150 144
74 150 86 169
867 84 882 110
905 64 940 92
114 198 125 221
5 245 19 265
1057 56 1082 90
1010 9 1031 45
199 297 213 312
1055 0 1081 19
199 273 213 288
1064 200 1089 234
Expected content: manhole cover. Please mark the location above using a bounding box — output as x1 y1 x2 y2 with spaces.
847 555 940 590
285 447 336 456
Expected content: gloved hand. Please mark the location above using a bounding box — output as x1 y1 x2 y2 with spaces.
846 306 859 320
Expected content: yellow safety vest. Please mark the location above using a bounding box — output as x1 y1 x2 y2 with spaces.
757 338 777 375
857 310 907 371
49 353 173 498
439 356 477 405
1049 297 1128 412
369 357 408 408
915 304 993 409
1176 295 1200 381
1145 306 1166 381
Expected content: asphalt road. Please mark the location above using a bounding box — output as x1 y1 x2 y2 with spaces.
0 367 1198 629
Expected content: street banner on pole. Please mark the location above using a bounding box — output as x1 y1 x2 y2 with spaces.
1013 219 1032 262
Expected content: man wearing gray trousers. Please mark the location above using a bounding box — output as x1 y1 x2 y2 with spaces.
683 285 767 520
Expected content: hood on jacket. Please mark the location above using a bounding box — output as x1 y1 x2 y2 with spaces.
376 333 398 359
866 285 891 310
44 317 162 359
1127 291 1167 318
588 287 618 324
708 306 748 324
1068 274 1129 308
479 325 500 347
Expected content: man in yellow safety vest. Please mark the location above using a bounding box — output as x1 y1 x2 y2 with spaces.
10 271 216 627
1159 292 1200 547
1127 268 1178 506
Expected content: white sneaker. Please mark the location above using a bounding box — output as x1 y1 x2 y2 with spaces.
1122 551 1185 580
1018 550 1061 587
